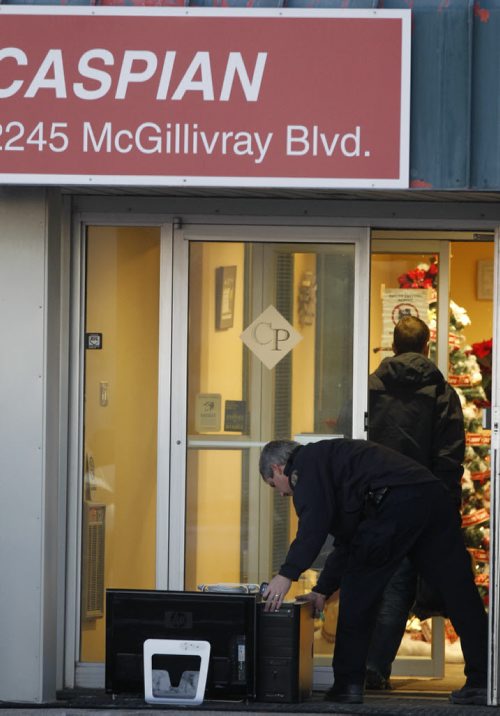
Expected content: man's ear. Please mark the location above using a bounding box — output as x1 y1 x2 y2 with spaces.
421 340 430 357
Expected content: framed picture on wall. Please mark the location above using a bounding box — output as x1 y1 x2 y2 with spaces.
477 259 493 300
215 266 236 330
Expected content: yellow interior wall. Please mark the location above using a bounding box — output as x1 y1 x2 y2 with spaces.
185 450 243 589
188 242 245 429
287 253 318 595
81 227 160 662
185 243 245 589
450 242 494 345
291 253 317 436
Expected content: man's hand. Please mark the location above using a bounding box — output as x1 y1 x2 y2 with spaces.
263 575 292 612
295 590 327 616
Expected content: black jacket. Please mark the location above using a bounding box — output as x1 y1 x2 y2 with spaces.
279 439 437 592
368 352 465 500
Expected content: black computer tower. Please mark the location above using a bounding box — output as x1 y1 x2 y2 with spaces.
256 600 314 703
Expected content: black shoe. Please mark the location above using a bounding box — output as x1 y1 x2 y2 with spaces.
449 685 487 705
324 683 364 704
365 669 392 691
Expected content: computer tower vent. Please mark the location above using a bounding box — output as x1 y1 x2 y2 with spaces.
82 502 106 620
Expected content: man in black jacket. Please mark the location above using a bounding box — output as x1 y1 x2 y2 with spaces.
369 315 464 501
366 315 465 689
259 438 487 705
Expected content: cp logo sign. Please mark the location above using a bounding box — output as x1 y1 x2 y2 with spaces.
240 305 303 370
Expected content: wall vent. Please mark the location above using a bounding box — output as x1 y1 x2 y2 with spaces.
82 502 106 620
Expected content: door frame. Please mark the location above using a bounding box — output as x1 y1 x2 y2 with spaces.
371 235 500 696
64 211 500 703
66 214 174 689
169 224 370 689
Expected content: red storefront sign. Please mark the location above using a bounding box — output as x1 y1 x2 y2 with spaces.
0 7 410 188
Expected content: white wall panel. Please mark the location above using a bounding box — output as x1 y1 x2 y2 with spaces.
0 188 63 703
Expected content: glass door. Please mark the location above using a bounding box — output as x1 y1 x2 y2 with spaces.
79 226 162 664
174 225 368 676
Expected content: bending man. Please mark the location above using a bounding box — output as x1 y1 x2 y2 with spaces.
259 438 487 706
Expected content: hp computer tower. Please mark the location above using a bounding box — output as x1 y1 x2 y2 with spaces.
256 600 314 703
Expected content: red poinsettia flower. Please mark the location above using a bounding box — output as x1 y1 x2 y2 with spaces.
397 256 439 290
471 338 493 405
472 339 493 361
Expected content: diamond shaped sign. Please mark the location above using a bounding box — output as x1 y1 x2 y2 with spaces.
240 305 303 370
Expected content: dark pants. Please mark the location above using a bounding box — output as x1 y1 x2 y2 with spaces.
332 482 488 688
366 557 417 680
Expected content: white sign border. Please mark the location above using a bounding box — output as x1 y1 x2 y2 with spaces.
0 6 411 190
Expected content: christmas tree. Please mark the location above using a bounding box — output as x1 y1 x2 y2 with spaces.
445 302 490 607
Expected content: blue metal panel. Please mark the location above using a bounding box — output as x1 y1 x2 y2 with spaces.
470 0 500 189
383 0 473 189
284 0 377 7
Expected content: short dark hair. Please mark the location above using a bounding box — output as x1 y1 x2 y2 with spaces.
393 315 430 354
259 440 299 480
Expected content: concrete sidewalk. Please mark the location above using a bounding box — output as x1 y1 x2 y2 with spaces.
0 692 496 716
